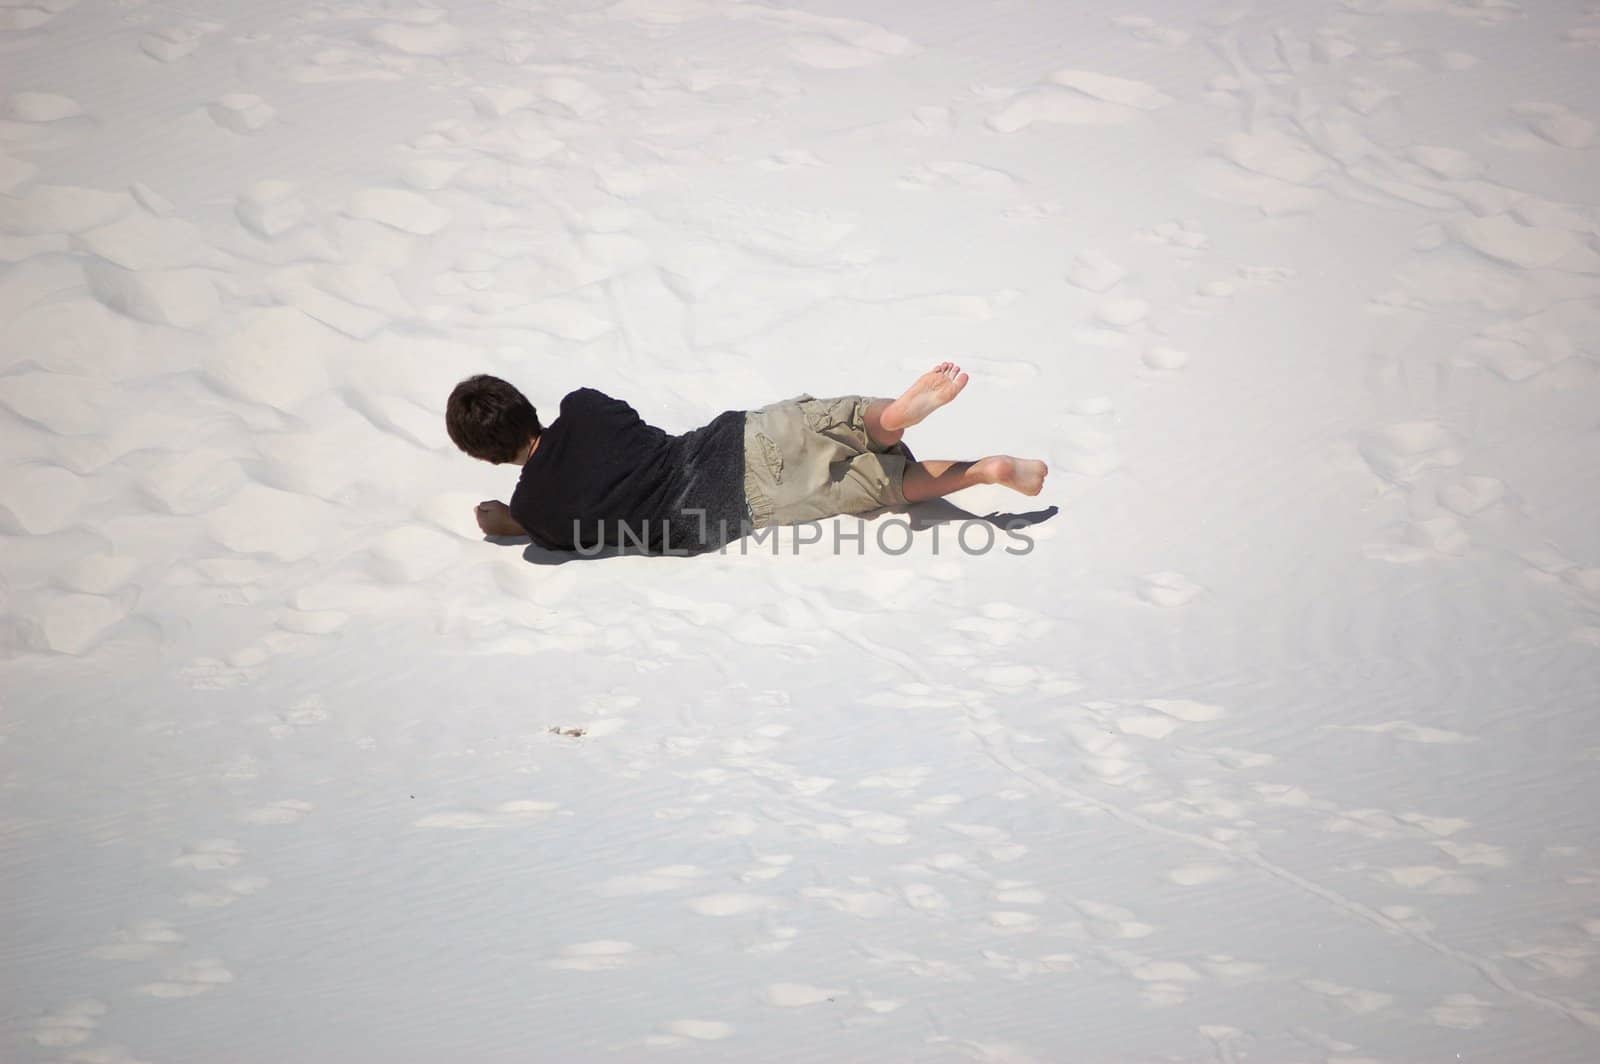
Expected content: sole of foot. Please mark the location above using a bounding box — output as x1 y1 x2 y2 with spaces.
977 455 1048 496
882 361 970 432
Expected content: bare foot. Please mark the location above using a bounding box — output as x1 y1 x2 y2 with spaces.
880 361 970 432
974 456 1048 496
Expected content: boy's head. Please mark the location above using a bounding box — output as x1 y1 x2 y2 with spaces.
446 374 542 464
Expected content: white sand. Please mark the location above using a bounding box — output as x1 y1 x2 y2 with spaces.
3 0 1599 1061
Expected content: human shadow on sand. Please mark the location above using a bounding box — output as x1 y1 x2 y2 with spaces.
501 502 1059 565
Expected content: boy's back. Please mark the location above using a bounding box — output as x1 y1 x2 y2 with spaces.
509 388 746 553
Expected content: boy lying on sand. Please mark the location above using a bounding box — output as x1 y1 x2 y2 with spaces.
447 363 1048 554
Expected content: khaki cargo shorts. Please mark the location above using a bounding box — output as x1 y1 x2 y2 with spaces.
743 394 912 528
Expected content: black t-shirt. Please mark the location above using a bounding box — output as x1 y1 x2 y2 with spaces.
509 388 748 554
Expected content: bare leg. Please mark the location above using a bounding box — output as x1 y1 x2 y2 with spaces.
863 400 904 449
902 456 1048 503
864 361 970 448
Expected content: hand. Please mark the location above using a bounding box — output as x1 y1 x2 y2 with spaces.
475 500 525 537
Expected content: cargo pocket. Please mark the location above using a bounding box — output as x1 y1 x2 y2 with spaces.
800 396 857 437
756 431 783 484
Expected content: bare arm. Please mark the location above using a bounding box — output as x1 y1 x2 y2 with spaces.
475 500 527 537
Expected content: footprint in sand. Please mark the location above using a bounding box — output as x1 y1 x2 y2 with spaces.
1357 421 1464 485
0 1 71 30
755 148 825 171
761 9 916 71
1065 721 1145 783
171 838 244 871
1345 77 1399 116
1513 102 1595 149
85 257 219 329
988 910 1040 931
468 85 534 118
1165 863 1236 887
1428 993 1493 1029
1138 572 1204 607
60 554 141 598
1075 899 1156 940
0 184 134 236
1408 144 1484 180
595 865 708 897
235 180 307 238
992 882 1047 905
1003 199 1066 221
909 104 953 135
1565 23 1600 47
32 1000 107 1048
901 883 950 912
345 187 451 236
1299 977 1395 1015
1054 426 1120 477
1387 512 1469 561
736 851 793 883
5 91 85 123
78 210 218 273
289 43 418 85
1332 720 1477 745
269 263 409 339
989 68 1172 133
1434 839 1511 868
178 656 265 691
1142 219 1210 252
1194 279 1237 303
897 160 1018 195
1450 211 1581 269
531 76 608 118
370 18 466 57
548 940 641 972
1114 711 1184 740
745 926 801 957
1237 265 1297 285
1143 345 1190 370
1110 14 1190 49
413 800 560 830
91 919 184 961
13 589 130 657
265 694 328 736
801 885 899 918
140 21 221 63
1502 941 1593 980
207 94 275 134
688 892 779 917
204 484 337 564
1120 953 1204 1006
0 150 37 192
1065 252 1128 293
240 799 315 825
1372 863 1480 895
765 983 843 1007
276 604 348 640
368 525 462 583
1144 698 1226 723
656 1019 734 1042
1194 131 1328 215
180 876 269 910
137 958 234 998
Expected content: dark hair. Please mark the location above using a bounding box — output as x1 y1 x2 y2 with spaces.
446 375 541 463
